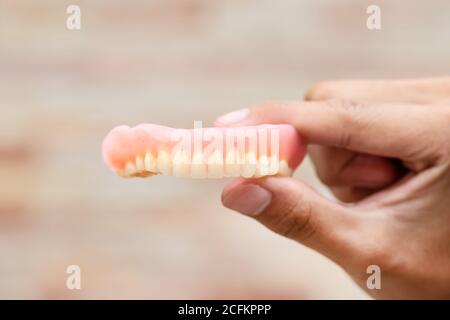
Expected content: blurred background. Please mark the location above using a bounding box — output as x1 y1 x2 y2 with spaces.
1 0 449 299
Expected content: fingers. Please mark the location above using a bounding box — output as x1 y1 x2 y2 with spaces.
215 99 447 163
305 77 450 105
308 146 400 189
303 77 450 202
308 146 402 202
221 177 361 264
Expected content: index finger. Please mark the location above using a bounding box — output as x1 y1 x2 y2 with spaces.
214 99 447 164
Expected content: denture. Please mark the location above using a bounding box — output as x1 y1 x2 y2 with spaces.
102 124 306 179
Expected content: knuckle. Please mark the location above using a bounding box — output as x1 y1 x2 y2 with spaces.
330 98 365 118
326 98 367 148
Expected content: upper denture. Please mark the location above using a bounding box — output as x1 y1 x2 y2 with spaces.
102 124 306 179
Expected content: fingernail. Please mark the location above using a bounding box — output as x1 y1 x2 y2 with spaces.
222 184 272 217
215 109 249 126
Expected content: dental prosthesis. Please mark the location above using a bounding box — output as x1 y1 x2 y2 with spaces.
102 124 306 179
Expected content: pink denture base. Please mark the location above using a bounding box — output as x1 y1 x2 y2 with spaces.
102 123 306 176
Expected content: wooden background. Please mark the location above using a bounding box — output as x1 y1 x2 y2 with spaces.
1 0 449 299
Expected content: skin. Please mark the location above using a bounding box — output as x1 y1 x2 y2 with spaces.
215 77 450 299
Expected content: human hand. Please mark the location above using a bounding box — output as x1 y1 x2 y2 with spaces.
214 77 450 299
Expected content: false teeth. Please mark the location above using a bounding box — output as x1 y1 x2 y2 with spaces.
157 150 172 176
103 123 306 179
118 152 294 178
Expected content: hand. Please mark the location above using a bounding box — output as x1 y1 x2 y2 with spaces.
214 77 450 299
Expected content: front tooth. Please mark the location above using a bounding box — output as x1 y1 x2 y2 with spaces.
172 151 191 178
135 156 145 171
278 160 292 177
255 154 270 177
157 150 172 175
224 150 240 177
207 150 224 178
124 161 136 177
191 152 207 178
241 152 257 178
144 152 157 173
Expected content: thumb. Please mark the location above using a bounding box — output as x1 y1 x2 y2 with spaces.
221 177 361 264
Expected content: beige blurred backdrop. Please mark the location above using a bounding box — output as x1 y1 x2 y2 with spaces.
1 0 449 299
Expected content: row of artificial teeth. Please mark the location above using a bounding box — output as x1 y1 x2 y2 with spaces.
119 151 292 178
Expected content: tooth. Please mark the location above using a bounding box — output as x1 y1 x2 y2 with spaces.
191 152 207 178
124 161 136 176
278 160 292 177
224 150 240 177
207 150 224 178
157 150 172 175
269 155 280 175
255 154 270 177
172 151 191 178
135 156 145 171
144 152 157 173
241 152 257 178
235 150 246 167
